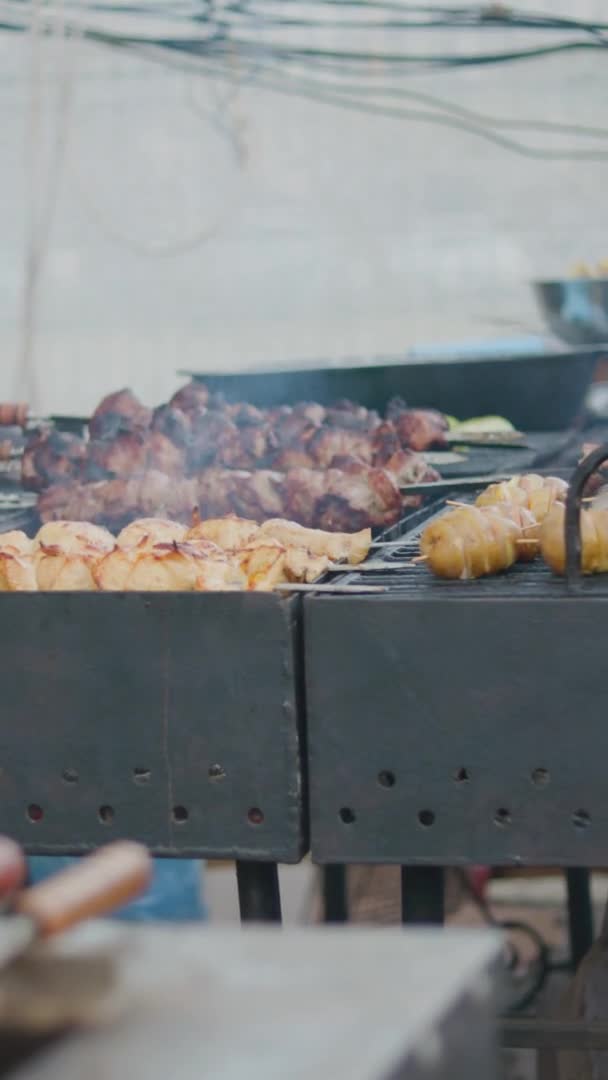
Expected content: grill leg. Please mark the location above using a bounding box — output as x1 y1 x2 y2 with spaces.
322 865 349 923
236 861 282 923
566 868 594 969
401 866 445 925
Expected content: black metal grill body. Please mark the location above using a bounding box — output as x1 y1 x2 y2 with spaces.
0 591 305 862
305 525 608 866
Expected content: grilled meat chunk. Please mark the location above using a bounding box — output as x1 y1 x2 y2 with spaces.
22 429 87 491
88 389 151 439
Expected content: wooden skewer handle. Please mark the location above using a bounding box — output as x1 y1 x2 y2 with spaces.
14 841 152 937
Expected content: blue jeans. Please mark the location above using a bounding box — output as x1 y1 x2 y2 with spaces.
27 857 207 922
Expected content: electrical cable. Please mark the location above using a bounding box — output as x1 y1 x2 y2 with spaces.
142 49 608 162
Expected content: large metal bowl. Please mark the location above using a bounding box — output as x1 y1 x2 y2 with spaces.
534 279 608 345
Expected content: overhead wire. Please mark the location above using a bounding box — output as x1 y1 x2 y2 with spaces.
9 0 608 269
20 0 77 409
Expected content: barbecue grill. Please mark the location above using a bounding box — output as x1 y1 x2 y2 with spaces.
305 441 608 989
0 490 306 921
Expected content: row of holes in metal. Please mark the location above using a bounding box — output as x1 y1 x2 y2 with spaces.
26 804 265 826
26 762 255 825
59 765 227 785
340 767 589 829
338 807 592 829
376 767 551 788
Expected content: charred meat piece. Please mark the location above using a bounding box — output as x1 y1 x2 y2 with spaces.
86 432 186 481
268 407 321 450
306 427 374 468
324 403 379 432
86 433 148 480
22 429 87 491
380 449 439 487
169 381 209 416
206 469 283 521
88 389 151 439
150 404 192 449
371 421 402 465
270 447 316 470
393 409 449 452
226 403 267 427
282 468 328 527
38 471 198 528
188 412 239 471
217 421 272 470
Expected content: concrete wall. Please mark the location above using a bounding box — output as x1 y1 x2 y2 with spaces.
1 0 607 414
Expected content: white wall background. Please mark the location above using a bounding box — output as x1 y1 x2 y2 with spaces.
1 0 607 414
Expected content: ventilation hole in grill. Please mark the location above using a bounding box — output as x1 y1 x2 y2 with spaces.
453 767 470 784
98 805 115 825
133 768 151 785
208 764 226 782
531 768 550 787
61 768 78 785
247 807 264 826
378 770 396 788
417 809 435 827
339 807 356 825
172 805 189 824
573 809 591 830
494 808 511 828
27 804 43 823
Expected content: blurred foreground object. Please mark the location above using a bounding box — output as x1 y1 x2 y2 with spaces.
11 926 500 1080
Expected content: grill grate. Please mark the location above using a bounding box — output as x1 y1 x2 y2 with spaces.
336 498 608 597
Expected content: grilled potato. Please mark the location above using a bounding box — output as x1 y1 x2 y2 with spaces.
259 519 371 564
420 505 521 580
116 518 187 550
34 521 115 590
0 530 37 591
186 514 261 550
540 502 608 576
95 539 245 591
476 474 567 523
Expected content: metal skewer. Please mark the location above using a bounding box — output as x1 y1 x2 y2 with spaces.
326 561 410 572
274 582 387 594
400 473 514 496
443 431 528 448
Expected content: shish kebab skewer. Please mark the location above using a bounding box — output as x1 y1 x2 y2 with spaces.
0 515 388 593
417 474 568 580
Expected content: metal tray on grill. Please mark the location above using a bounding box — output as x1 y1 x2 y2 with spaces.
304 466 608 868
180 341 604 431
0 591 305 862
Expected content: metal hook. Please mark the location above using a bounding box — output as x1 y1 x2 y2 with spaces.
565 442 608 587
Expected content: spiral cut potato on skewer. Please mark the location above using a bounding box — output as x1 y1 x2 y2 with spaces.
540 502 608 576
475 474 567 522
419 505 523 580
491 502 540 561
